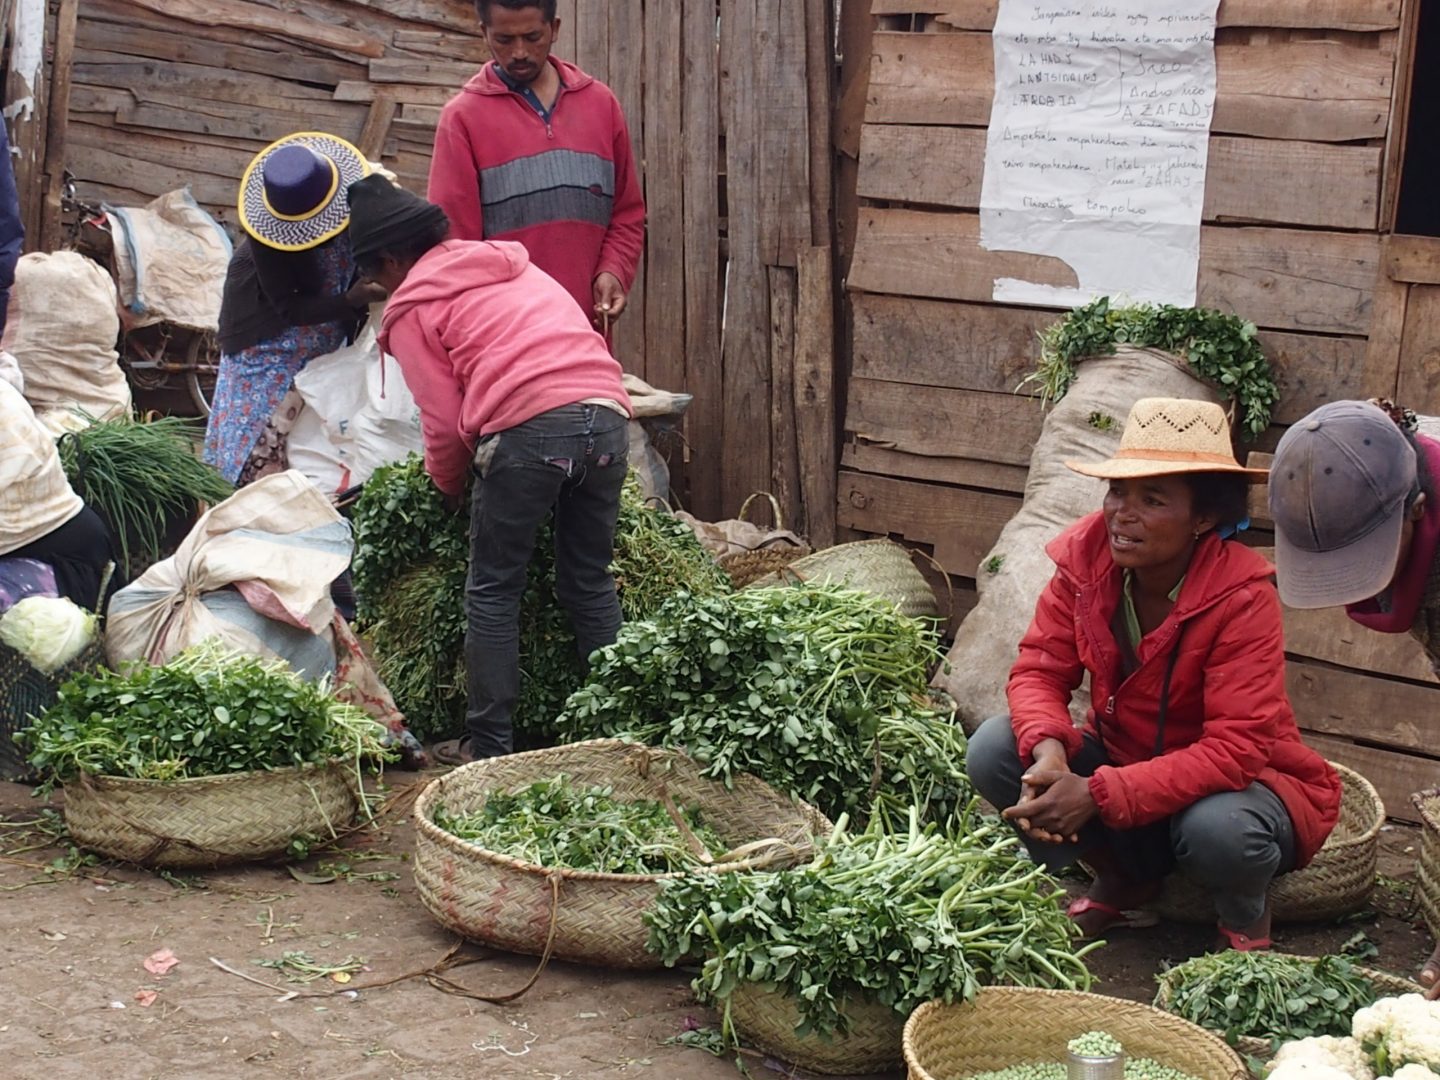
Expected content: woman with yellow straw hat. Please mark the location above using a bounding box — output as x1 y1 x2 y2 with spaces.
966 397 1341 953
204 132 387 487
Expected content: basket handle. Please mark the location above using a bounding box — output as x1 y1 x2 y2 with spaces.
736 491 785 531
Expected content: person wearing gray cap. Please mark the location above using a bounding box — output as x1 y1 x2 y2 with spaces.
1268 397 1440 999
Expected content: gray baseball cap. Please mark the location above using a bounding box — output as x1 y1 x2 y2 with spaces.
1269 401 1417 609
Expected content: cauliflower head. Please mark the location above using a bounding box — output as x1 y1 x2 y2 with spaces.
1354 995 1440 1073
1273 1036 1374 1080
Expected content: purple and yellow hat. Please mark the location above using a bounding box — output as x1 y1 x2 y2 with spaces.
238 132 370 251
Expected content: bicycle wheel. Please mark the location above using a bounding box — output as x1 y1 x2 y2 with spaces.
184 332 216 416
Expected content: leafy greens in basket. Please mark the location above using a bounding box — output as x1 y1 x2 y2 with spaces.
646 807 1096 1040
21 641 389 783
433 773 731 875
558 584 968 826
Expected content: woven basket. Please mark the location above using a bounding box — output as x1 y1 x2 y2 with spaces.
753 539 939 621
64 760 358 869
720 545 811 588
1153 763 1383 924
412 739 829 969
727 981 906 1076
1414 788 1440 938
1155 956 1422 1059
904 987 1248 1080
717 493 811 588
1 638 106 782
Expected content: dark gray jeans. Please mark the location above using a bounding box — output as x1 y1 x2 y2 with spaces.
464 403 628 758
966 715 1296 928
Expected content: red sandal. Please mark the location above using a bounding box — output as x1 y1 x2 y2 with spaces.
1066 896 1160 939
1216 924 1273 951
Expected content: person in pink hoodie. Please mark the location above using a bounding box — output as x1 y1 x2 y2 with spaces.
427 0 645 331
346 174 634 764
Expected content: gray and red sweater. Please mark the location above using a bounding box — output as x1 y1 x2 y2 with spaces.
427 57 645 318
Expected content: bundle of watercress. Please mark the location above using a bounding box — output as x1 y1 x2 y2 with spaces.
20 641 389 783
1156 951 1381 1047
433 773 729 874
1025 297 1279 439
646 808 1094 1040
558 585 969 826
354 456 729 742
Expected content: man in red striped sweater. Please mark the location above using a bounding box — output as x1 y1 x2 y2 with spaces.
428 0 646 333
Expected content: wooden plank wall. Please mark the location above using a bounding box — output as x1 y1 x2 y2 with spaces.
34 0 838 531
839 0 1440 820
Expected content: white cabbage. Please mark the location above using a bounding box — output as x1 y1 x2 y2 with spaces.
0 596 96 674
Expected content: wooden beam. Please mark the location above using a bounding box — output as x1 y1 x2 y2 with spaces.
1380 0 1421 230
769 266 801 531
841 441 1030 494
74 16 367 85
864 32 1394 143
41 0 80 252
1396 285 1440 414
607 0 646 378
805 0 834 249
642 0 686 404
848 208 1381 337
1301 731 1434 824
720 0 773 517
356 95 397 160
795 245 838 546
857 125 1381 231
846 379 1044 471
122 0 386 59
836 470 1022 577
1285 608 1437 684
1386 235 1440 285
867 0 1403 32
681 0 722 520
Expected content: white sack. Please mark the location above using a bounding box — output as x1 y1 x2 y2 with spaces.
106 189 231 332
106 470 351 666
936 346 1226 732
4 251 131 420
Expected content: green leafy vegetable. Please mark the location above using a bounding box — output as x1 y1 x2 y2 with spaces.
1023 297 1279 439
57 414 233 575
1155 950 1381 1047
353 459 729 742
646 809 1095 1041
559 584 968 826
433 773 729 874
20 640 390 783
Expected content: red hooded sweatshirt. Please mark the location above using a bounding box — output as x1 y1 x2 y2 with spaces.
1008 512 1341 868
378 239 632 499
427 58 645 320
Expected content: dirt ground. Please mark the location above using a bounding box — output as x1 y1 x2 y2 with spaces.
1 774 1433 1080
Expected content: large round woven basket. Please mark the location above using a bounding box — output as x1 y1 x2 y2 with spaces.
412 739 829 969
726 981 905 1076
1413 788 1440 938
64 760 358 869
904 987 1247 1080
1155 955 1422 1059
1152 762 1383 923
751 539 940 621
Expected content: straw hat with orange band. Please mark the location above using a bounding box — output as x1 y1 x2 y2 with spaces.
1065 397 1268 483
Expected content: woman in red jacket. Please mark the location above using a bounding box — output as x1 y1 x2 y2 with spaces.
967 397 1341 951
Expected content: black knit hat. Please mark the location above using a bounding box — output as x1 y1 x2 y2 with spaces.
346 174 449 260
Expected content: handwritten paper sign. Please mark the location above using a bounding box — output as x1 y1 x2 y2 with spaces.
979 0 1221 307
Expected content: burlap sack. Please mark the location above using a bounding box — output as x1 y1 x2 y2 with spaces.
4 251 131 421
936 346 1226 732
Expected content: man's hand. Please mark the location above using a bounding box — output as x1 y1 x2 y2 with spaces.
443 491 466 516
593 272 627 322
1004 770 1096 844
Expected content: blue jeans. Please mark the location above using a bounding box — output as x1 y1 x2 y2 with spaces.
966 715 1296 928
464 403 628 757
